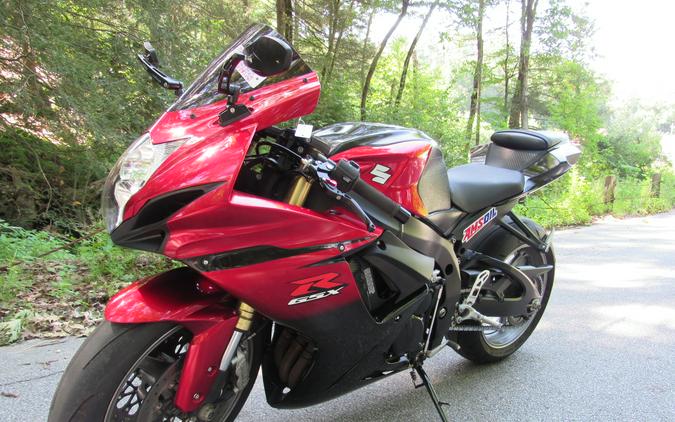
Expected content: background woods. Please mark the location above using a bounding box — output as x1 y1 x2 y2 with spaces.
0 0 674 342
1 0 672 231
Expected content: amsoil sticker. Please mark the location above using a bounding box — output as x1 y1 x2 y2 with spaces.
462 207 498 243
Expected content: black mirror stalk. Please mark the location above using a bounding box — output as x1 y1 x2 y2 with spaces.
138 42 184 96
217 53 245 106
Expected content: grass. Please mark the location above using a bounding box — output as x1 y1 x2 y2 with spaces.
517 168 675 228
0 223 174 345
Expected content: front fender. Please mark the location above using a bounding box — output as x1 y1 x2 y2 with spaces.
105 267 239 412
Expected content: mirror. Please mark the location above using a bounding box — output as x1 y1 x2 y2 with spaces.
137 41 183 95
143 42 159 67
244 35 292 77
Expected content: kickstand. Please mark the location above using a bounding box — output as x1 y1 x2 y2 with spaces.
414 366 450 422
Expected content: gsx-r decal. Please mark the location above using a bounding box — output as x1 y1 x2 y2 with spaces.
288 273 347 306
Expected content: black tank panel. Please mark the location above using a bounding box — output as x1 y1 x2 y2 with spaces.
312 122 452 214
417 146 452 213
311 122 432 156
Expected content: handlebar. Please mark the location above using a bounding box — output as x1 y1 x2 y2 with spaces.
329 159 411 224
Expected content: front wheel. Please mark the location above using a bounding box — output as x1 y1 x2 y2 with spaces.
455 217 555 363
49 321 263 422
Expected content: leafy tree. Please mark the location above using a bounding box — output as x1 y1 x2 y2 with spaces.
601 103 663 178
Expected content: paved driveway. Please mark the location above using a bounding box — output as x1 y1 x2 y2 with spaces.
2 211 674 421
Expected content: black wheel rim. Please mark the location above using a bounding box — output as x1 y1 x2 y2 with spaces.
482 245 549 349
105 326 253 422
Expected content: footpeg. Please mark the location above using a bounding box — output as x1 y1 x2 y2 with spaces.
456 304 503 329
455 269 504 329
465 269 490 307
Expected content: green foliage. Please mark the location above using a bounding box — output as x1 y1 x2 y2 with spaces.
518 168 675 228
0 127 104 230
0 220 174 343
600 104 663 178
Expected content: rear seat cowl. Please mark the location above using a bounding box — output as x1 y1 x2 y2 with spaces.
491 129 569 151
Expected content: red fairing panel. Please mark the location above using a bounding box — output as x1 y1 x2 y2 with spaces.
204 252 365 322
122 73 321 220
331 140 432 216
162 187 379 321
163 190 379 258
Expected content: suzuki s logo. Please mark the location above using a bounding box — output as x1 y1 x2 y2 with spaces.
287 273 347 306
370 164 391 184
462 207 498 243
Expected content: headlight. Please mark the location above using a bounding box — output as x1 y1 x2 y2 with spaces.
102 133 185 232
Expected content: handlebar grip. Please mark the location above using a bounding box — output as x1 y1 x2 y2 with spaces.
332 159 411 223
352 178 411 223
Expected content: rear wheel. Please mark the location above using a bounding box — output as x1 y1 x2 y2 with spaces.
455 217 554 363
49 321 264 422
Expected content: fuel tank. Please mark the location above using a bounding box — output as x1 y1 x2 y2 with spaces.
312 123 452 216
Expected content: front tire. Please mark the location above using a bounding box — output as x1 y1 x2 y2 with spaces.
49 321 263 422
455 217 555 364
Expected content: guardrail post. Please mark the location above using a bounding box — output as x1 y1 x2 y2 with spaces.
651 173 661 198
604 175 616 204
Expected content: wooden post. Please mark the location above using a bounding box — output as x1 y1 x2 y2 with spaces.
651 173 661 198
604 175 616 204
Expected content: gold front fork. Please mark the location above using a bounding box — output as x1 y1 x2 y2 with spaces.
235 301 255 332
284 175 313 207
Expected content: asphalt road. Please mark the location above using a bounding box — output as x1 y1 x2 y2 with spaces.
2 211 675 421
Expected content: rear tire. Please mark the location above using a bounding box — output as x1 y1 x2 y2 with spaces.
49 321 264 422
455 217 555 364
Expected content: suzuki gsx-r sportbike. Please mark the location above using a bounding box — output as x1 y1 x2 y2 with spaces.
49 25 580 422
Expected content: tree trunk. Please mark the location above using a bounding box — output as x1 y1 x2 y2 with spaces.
326 0 354 83
604 175 617 205
276 0 285 38
360 7 375 90
394 2 436 107
465 0 485 147
503 0 511 120
360 0 409 121
322 0 340 76
651 173 662 198
508 0 537 129
276 0 294 42
284 0 294 42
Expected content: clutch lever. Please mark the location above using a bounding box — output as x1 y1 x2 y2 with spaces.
311 160 376 232
339 193 376 232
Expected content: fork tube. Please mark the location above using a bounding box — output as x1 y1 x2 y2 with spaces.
218 302 255 372
284 176 312 206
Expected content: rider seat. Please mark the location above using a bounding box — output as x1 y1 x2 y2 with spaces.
446 163 524 213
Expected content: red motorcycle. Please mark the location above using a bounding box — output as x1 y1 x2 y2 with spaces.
50 24 580 422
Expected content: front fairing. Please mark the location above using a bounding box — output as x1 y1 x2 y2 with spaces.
115 24 321 225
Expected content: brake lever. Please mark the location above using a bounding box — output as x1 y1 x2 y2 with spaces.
311 161 376 232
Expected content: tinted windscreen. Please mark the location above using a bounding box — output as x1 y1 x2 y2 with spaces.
169 24 312 112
